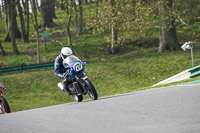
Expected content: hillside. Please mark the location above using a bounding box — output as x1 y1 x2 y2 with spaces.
1 2 200 112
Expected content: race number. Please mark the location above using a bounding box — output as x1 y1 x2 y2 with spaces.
74 63 83 72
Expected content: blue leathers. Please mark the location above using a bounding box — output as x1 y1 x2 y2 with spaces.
54 54 66 79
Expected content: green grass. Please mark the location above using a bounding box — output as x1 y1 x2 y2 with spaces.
1 21 200 112
1 4 200 113
1 45 200 112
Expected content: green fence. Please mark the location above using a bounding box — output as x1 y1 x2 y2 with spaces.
0 62 54 74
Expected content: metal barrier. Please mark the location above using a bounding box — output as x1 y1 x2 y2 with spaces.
0 62 54 74
189 65 200 78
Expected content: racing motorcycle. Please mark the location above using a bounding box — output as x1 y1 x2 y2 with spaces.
57 55 98 102
0 83 11 114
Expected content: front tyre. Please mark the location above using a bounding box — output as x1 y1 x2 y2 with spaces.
85 79 98 100
72 95 83 102
0 97 11 114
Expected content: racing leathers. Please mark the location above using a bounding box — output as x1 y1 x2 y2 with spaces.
54 54 70 95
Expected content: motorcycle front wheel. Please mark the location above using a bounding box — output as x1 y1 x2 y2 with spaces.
85 79 98 100
0 97 11 114
72 95 83 102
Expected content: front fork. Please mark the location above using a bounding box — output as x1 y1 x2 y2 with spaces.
75 72 88 94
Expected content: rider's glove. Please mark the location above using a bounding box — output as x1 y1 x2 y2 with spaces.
62 69 70 78
62 73 68 79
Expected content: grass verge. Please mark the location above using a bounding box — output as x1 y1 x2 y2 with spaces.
1 46 200 112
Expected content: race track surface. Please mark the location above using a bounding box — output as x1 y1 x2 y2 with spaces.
0 84 200 133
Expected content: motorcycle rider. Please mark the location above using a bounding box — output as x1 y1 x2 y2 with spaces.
54 47 73 95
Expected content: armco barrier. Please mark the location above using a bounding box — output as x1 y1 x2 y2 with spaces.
0 62 54 74
153 65 200 86
189 65 200 78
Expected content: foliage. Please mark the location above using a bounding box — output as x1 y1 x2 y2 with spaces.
174 0 200 25
0 0 200 112
86 0 154 48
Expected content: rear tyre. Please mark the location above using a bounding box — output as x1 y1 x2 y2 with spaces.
0 97 11 114
85 79 98 100
72 95 83 102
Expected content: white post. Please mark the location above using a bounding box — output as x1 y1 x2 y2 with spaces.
191 47 194 67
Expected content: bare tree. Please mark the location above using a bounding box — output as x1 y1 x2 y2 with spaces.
30 0 41 64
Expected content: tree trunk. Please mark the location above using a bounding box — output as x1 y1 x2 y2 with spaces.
67 14 73 49
5 0 20 54
4 0 21 42
78 0 83 35
60 0 65 10
40 0 57 28
74 1 79 33
31 0 41 64
17 1 29 43
26 0 30 43
66 0 74 54
36 30 41 64
66 3 73 49
110 0 118 54
4 0 9 33
85 0 88 5
0 40 6 56
96 0 99 19
51 0 57 18
158 0 180 52
35 0 40 12
21 0 30 43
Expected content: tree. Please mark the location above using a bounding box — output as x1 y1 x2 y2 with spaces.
158 0 180 52
65 0 74 53
4 0 21 42
31 0 41 64
87 0 153 54
174 0 200 25
0 40 6 56
78 0 83 34
17 0 29 43
40 0 57 28
110 0 118 54
95 0 99 19
4 0 20 54
60 0 65 10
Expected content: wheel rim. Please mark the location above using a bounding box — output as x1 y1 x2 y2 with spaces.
0 104 3 113
87 87 95 99
0 103 7 114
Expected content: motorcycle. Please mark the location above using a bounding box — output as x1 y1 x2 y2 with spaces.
0 83 11 114
57 55 98 102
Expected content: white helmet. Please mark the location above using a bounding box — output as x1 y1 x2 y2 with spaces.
61 47 72 59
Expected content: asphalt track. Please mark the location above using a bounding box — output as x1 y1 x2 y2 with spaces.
0 84 200 133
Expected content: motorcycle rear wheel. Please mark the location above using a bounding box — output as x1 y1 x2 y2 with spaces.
72 95 83 102
85 79 98 100
0 97 11 114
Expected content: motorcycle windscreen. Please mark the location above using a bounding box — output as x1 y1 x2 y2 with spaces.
63 55 80 68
